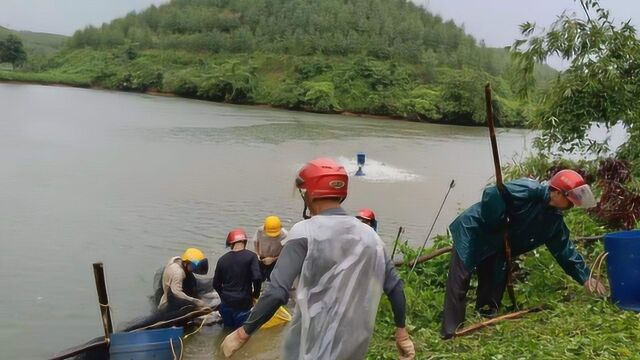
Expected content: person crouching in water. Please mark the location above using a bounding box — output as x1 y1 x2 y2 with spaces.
356 208 378 231
158 247 209 311
221 157 415 359
441 170 607 339
253 215 289 281
213 228 263 330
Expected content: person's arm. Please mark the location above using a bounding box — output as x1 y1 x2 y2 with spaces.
272 229 289 260
383 251 406 328
480 185 507 230
167 264 202 305
242 237 307 335
253 229 261 258
212 261 223 295
251 253 262 298
279 228 289 246
382 250 415 359
480 179 545 231
545 221 590 284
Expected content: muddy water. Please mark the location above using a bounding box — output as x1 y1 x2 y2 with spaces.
0 84 533 359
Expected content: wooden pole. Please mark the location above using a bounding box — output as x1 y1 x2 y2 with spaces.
485 83 517 309
454 306 545 337
93 262 113 339
390 226 404 259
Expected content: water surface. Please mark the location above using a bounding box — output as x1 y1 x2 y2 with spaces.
0 84 533 359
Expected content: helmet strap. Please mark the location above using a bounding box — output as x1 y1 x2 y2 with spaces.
302 203 311 219
298 188 311 219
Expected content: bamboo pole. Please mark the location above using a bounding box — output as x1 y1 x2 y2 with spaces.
390 226 404 259
409 179 455 275
93 262 113 339
485 83 517 309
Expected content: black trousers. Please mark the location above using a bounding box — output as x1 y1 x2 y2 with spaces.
441 249 507 338
260 261 276 281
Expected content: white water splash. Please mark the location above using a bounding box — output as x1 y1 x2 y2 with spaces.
337 156 422 183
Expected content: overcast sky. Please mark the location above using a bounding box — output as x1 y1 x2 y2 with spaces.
0 0 637 48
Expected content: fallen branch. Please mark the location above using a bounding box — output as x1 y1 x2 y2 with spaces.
454 306 545 337
395 246 452 267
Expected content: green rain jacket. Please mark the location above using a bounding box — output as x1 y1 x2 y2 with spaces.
449 178 590 285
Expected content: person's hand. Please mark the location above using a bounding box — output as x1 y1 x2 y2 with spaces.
395 327 415 360
584 278 607 296
221 326 250 358
262 257 276 266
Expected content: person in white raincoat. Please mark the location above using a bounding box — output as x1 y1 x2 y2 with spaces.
221 157 415 359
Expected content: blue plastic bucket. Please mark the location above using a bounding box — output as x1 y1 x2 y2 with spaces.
604 230 640 312
109 327 184 360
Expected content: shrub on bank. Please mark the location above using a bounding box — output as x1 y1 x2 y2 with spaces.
368 157 639 359
1 50 530 127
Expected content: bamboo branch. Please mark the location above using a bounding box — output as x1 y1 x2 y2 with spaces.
394 246 452 267
454 306 545 337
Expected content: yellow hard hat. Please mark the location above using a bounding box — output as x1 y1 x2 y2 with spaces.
182 247 205 262
264 216 282 237
181 247 208 275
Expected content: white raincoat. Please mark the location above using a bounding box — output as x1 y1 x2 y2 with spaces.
283 214 386 359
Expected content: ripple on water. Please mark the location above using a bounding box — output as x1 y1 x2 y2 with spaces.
336 156 423 183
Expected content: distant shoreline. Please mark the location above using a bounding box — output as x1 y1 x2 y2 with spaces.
0 77 520 128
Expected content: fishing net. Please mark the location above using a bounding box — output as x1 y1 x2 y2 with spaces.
119 267 219 332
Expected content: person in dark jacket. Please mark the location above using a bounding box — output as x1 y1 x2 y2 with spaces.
441 169 607 339
213 228 262 330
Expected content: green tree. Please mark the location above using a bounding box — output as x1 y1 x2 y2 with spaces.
0 34 27 69
512 0 640 155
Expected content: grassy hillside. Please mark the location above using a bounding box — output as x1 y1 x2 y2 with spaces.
0 26 67 55
0 0 557 127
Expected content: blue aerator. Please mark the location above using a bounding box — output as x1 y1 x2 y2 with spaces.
355 152 366 176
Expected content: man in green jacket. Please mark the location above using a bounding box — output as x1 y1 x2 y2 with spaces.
441 169 606 339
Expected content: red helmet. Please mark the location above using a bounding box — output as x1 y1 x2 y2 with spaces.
356 208 378 231
295 158 348 203
226 228 248 247
356 208 376 221
549 169 596 208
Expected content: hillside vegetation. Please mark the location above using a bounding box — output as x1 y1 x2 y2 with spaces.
1 0 557 126
0 26 67 55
